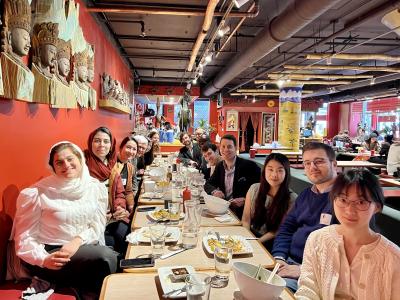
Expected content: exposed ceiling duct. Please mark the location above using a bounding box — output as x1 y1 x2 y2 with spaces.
284 64 400 73
267 73 374 80
306 53 400 62
202 0 343 96
303 73 400 98
254 79 352 85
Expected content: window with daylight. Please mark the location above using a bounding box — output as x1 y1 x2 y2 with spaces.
193 99 210 129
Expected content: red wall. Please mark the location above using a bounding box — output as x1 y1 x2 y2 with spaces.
216 98 279 144
326 103 340 138
0 2 133 218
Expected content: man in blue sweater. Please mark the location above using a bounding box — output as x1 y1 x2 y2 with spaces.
272 142 337 292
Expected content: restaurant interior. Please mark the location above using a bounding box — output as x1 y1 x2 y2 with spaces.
0 0 399 299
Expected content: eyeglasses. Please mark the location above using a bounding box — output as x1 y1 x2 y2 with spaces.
334 196 372 211
303 158 330 168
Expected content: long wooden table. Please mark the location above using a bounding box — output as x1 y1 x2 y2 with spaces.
100 272 295 300
379 178 400 188
125 226 275 273
131 205 241 229
336 160 385 171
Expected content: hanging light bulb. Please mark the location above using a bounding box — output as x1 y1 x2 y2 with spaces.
370 77 376 85
218 24 230 37
192 77 197 84
234 0 250 8
205 52 213 63
252 96 256 103
277 80 284 88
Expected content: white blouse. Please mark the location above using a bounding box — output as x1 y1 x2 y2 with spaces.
13 182 107 267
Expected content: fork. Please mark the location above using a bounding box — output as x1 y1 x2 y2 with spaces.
162 286 186 297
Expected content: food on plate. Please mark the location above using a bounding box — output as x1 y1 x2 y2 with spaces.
207 236 243 253
171 267 189 281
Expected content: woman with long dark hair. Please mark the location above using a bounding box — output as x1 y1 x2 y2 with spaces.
84 127 130 255
113 136 138 211
242 153 297 249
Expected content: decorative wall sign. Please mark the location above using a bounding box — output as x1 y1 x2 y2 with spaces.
262 113 276 144
226 110 238 131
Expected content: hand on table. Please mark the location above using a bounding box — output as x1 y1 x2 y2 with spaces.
43 251 70 270
212 190 225 199
229 197 245 208
277 260 301 279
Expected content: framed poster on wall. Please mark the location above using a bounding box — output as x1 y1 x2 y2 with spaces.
262 113 276 144
226 110 238 131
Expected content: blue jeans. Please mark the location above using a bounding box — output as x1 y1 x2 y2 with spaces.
283 257 300 292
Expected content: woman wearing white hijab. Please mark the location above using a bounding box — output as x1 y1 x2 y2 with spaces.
11 141 118 296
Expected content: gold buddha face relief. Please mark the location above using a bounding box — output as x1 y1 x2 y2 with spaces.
77 65 88 83
58 57 70 78
9 27 31 58
39 43 57 69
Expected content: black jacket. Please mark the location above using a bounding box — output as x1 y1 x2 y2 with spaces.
178 143 203 168
204 156 261 199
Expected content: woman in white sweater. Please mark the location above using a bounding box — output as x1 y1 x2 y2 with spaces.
11 141 118 296
296 169 400 300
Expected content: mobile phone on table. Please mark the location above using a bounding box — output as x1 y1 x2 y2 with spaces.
119 257 155 269
137 206 156 212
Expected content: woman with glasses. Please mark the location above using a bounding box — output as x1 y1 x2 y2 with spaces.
85 127 130 255
242 153 297 250
296 169 400 300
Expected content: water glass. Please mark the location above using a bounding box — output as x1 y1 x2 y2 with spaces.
211 246 233 288
168 201 180 225
185 273 211 300
149 224 166 258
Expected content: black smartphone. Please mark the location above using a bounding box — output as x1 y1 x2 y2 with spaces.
137 206 156 212
119 257 155 269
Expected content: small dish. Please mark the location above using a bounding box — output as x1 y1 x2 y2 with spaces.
158 265 195 298
147 209 185 221
136 227 180 243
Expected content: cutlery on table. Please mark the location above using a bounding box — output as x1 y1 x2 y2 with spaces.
160 248 187 260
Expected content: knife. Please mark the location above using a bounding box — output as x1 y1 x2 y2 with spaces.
160 248 187 260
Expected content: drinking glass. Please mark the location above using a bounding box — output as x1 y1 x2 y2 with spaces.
211 246 233 288
185 273 211 300
149 224 166 258
168 201 180 225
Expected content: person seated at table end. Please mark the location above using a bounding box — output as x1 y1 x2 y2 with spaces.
178 132 202 168
201 142 222 180
11 141 118 298
242 153 297 250
204 134 261 219
362 132 380 152
296 169 400 300
271 142 338 292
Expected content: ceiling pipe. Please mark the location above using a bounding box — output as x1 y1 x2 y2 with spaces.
215 1 258 59
203 0 343 96
327 85 399 102
268 73 373 80
303 72 400 98
284 64 400 73
306 53 400 62
187 0 220 72
227 0 400 93
86 3 259 18
237 88 314 93
255 79 352 85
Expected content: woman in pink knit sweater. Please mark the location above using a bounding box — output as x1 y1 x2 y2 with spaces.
296 169 400 300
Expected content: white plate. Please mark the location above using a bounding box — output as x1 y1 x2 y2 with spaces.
136 227 180 243
203 208 227 217
202 235 253 256
141 192 163 199
158 265 195 298
147 209 185 221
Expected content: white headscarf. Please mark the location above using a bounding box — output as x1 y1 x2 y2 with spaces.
35 141 99 199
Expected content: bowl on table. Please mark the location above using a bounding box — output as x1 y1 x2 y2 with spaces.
233 262 286 300
203 194 230 215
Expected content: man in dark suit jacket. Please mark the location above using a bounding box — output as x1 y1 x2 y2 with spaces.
178 132 203 168
204 134 261 218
